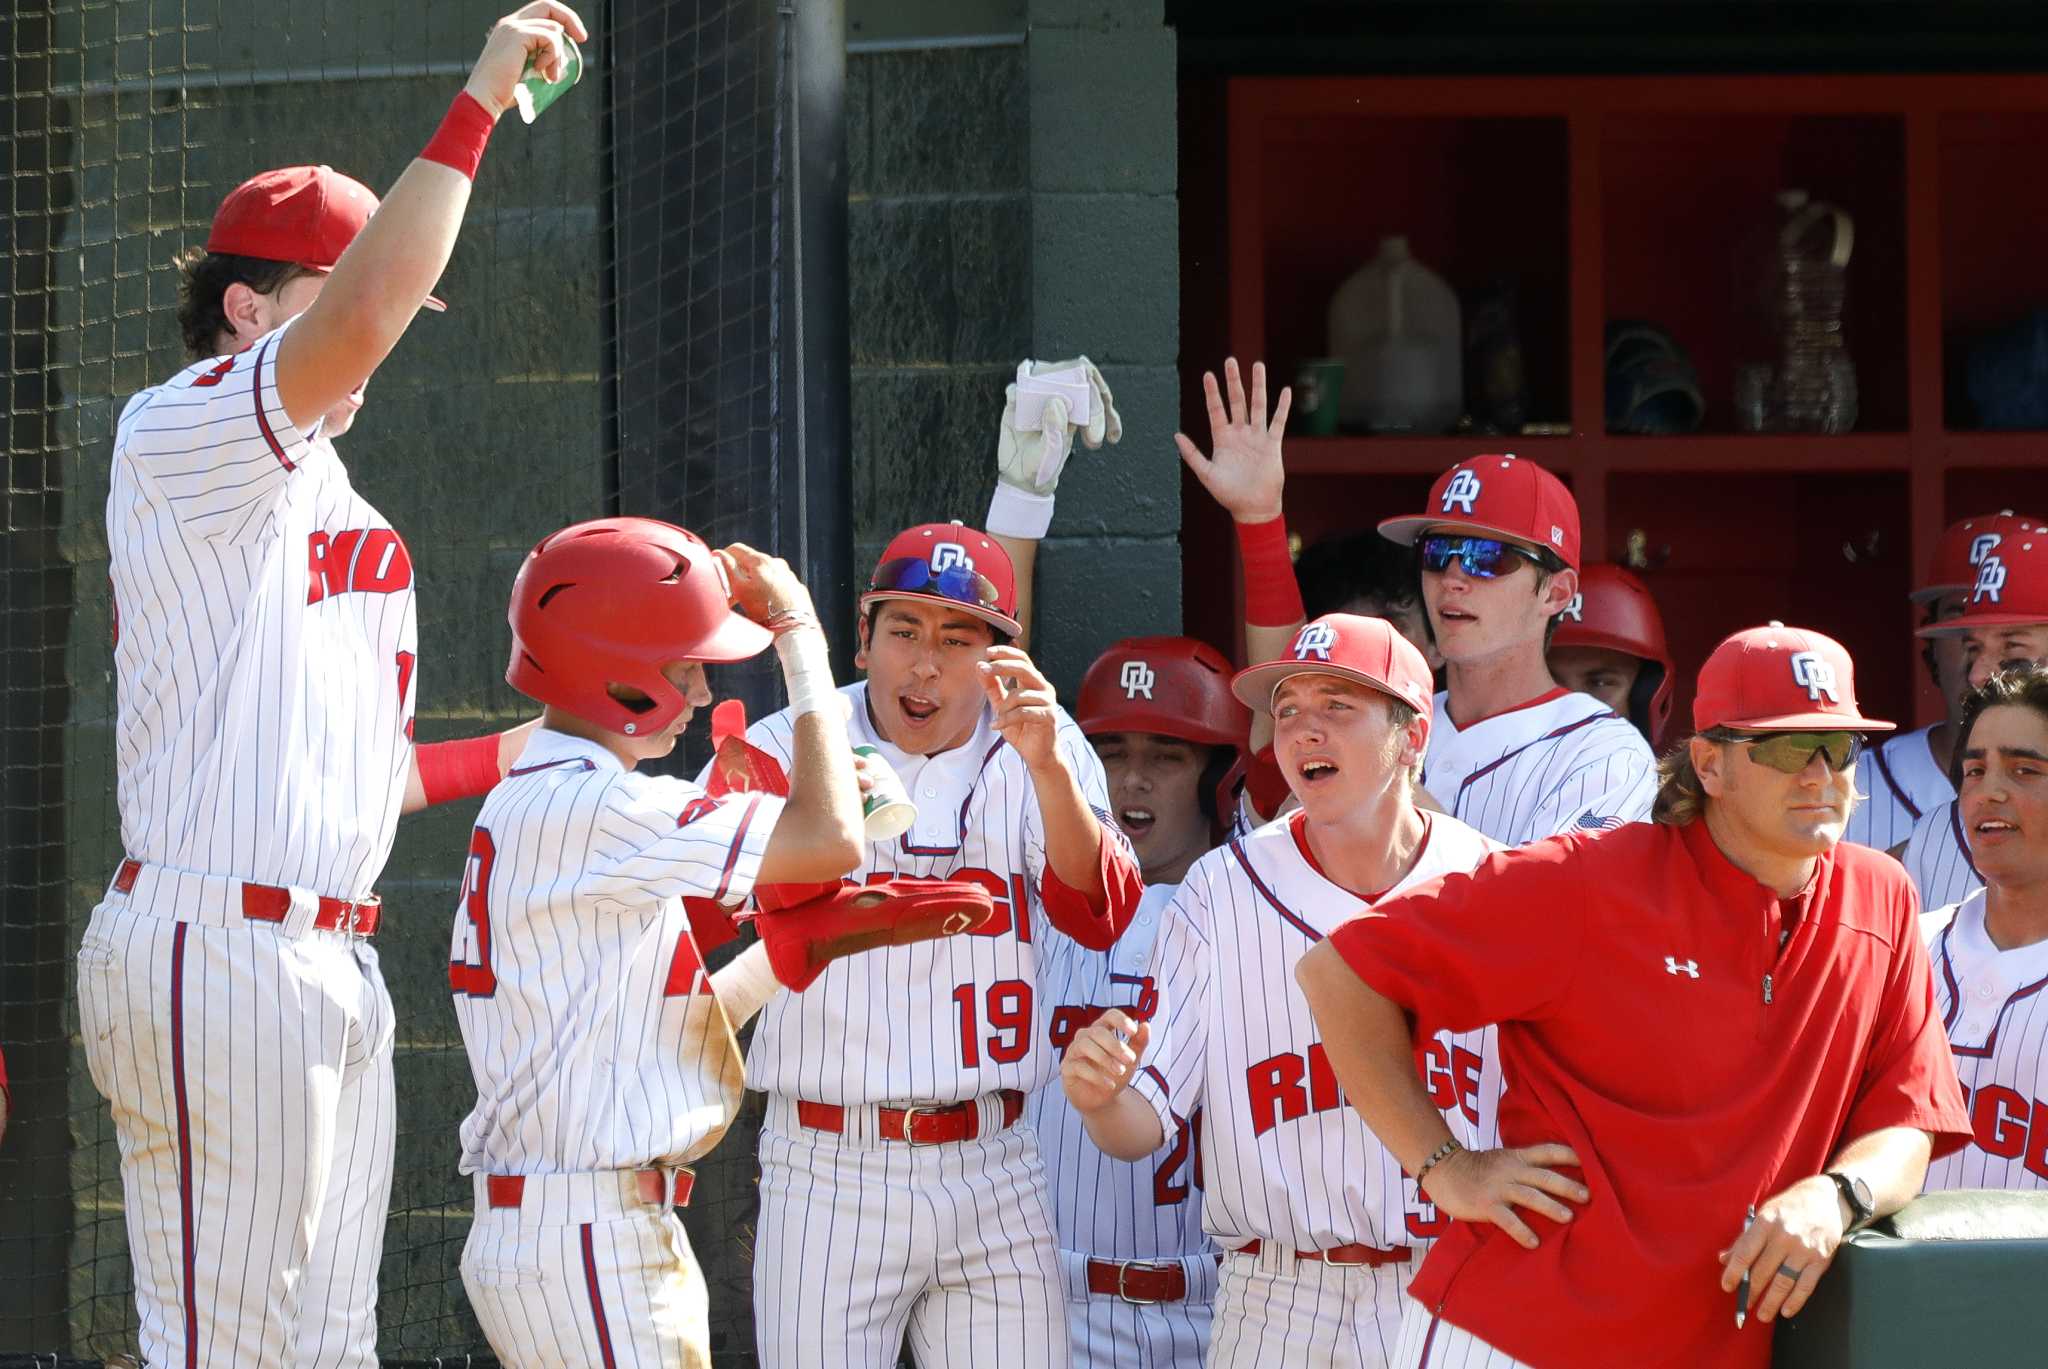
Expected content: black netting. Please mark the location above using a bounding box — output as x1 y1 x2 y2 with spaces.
0 0 826 1363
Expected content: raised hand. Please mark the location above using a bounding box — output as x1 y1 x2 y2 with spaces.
978 645 1061 772
717 541 816 627
1174 357 1291 524
466 3 589 119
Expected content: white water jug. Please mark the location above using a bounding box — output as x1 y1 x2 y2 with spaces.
1328 236 1463 434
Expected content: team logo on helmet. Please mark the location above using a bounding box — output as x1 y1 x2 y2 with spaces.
1970 532 2003 566
931 541 974 573
1561 593 1585 622
1440 469 1482 516
1119 660 1156 700
1293 623 1337 661
1551 525 1565 547
1790 651 1840 704
1974 554 2008 604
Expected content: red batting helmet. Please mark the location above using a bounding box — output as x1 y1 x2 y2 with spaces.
860 521 1022 637
506 517 771 736
1076 637 1251 751
1552 563 1676 747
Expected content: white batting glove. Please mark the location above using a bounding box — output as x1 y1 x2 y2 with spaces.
986 356 1123 540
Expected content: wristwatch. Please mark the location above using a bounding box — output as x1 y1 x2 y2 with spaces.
1827 1171 1875 1231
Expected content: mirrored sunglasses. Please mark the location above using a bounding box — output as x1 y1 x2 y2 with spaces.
1715 730 1864 774
869 557 1002 612
1418 534 1544 580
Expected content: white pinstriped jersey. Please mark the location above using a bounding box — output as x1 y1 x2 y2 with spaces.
1029 882 1215 1264
1130 811 1504 1254
1902 798 1983 913
1842 724 1952 853
452 728 783 1175
1421 689 1654 848
1922 891 2048 1191
714 680 1135 1106
108 321 416 899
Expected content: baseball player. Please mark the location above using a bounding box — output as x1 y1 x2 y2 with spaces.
1844 511 2039 853
1922 663 2048 1193
1061 614 1505 1369
1023 637 1250 1368
1904 525 2048 910
73 10 587 1367
718 522 1144 1369
1546 562 1675 749
1299 623 1970 1369
1377 455 1657 845
452 518 994 1368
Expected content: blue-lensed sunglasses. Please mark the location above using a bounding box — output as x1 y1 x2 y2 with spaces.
869 557 1001 610
1418 534 1546 580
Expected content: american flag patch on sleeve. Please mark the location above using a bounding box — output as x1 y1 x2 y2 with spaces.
1575 813 1626 832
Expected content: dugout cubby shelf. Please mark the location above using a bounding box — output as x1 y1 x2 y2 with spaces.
1182 73 2048 728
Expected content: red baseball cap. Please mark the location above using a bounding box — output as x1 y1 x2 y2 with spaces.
1378 454 1581 571
1918 522 2048 635
1231 614 1436 733
861 521 1022 637
1692 622 1893 733
205 165 447 312
1910 511 2041 604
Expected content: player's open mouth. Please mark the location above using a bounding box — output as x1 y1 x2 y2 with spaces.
899 695 941 726
1437 606 1475 625
1974 816 2019 839
1119 806 1155 836
1297 759 1339 785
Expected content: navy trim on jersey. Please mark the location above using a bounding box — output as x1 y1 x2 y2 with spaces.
506 757 596 778
713 795 763 902
250 334 296 473
1452 708 1615 800
169 924 199 1369
897 739 1008 856
1937 934 2048 1057
1871 743 1920 821
1950 802 1983 877
578 1223 620 1369
1226 836 1324 944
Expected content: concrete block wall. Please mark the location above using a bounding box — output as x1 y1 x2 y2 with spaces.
848 0 1180 694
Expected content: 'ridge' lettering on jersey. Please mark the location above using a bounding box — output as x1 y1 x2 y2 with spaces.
307 528 414 605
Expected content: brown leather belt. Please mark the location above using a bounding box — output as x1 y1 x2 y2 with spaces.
114 858 382 937
796 1090 1026 1146
486 1168 695 1211
1235 1239 1411 1268
1086 1258 1192 1304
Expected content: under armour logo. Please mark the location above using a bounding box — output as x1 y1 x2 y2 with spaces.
1440 470 1482 515
1561 593 1585 622
1970 532 2003 567
1790 651 1839 703
1293 623 1336 661
1119 660 1156 700
1550 525 1565 547
932 541 974 573
1974 554 2008 604
1664 956 1699 978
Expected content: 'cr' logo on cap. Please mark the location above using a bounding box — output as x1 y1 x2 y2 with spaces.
1440 470 1482 515
1119 660 1156 699
1970 532 2003 566
1974 554 2008 604
1293 623 1337 661
1561 593 1584 622
1790 651 1840 703
932 542 974 572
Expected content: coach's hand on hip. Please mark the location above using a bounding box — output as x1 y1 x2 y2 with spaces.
467 2 589 120
1420 1143 1590 1251
1718 1175 1844 1325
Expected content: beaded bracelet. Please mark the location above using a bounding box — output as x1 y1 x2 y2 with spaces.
1413 1137 1464 1188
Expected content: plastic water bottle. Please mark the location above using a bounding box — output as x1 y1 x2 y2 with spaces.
1773 190 1858 434
1328 236 1463 434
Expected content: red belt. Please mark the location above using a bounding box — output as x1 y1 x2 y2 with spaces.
114 859 382 937
796 1090 1026 1146
1235 1239 1410 1268
486 1168 695 1210
1086 1258 1193 1304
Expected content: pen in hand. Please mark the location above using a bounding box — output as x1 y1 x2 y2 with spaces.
1735 1205 1756 1329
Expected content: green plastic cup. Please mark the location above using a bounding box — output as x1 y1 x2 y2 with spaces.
514 33 582 125
1293 358 1345 436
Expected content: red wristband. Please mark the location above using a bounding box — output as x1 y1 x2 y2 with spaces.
1236 515 1305 627
421 91 496 180
417 732 503 806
